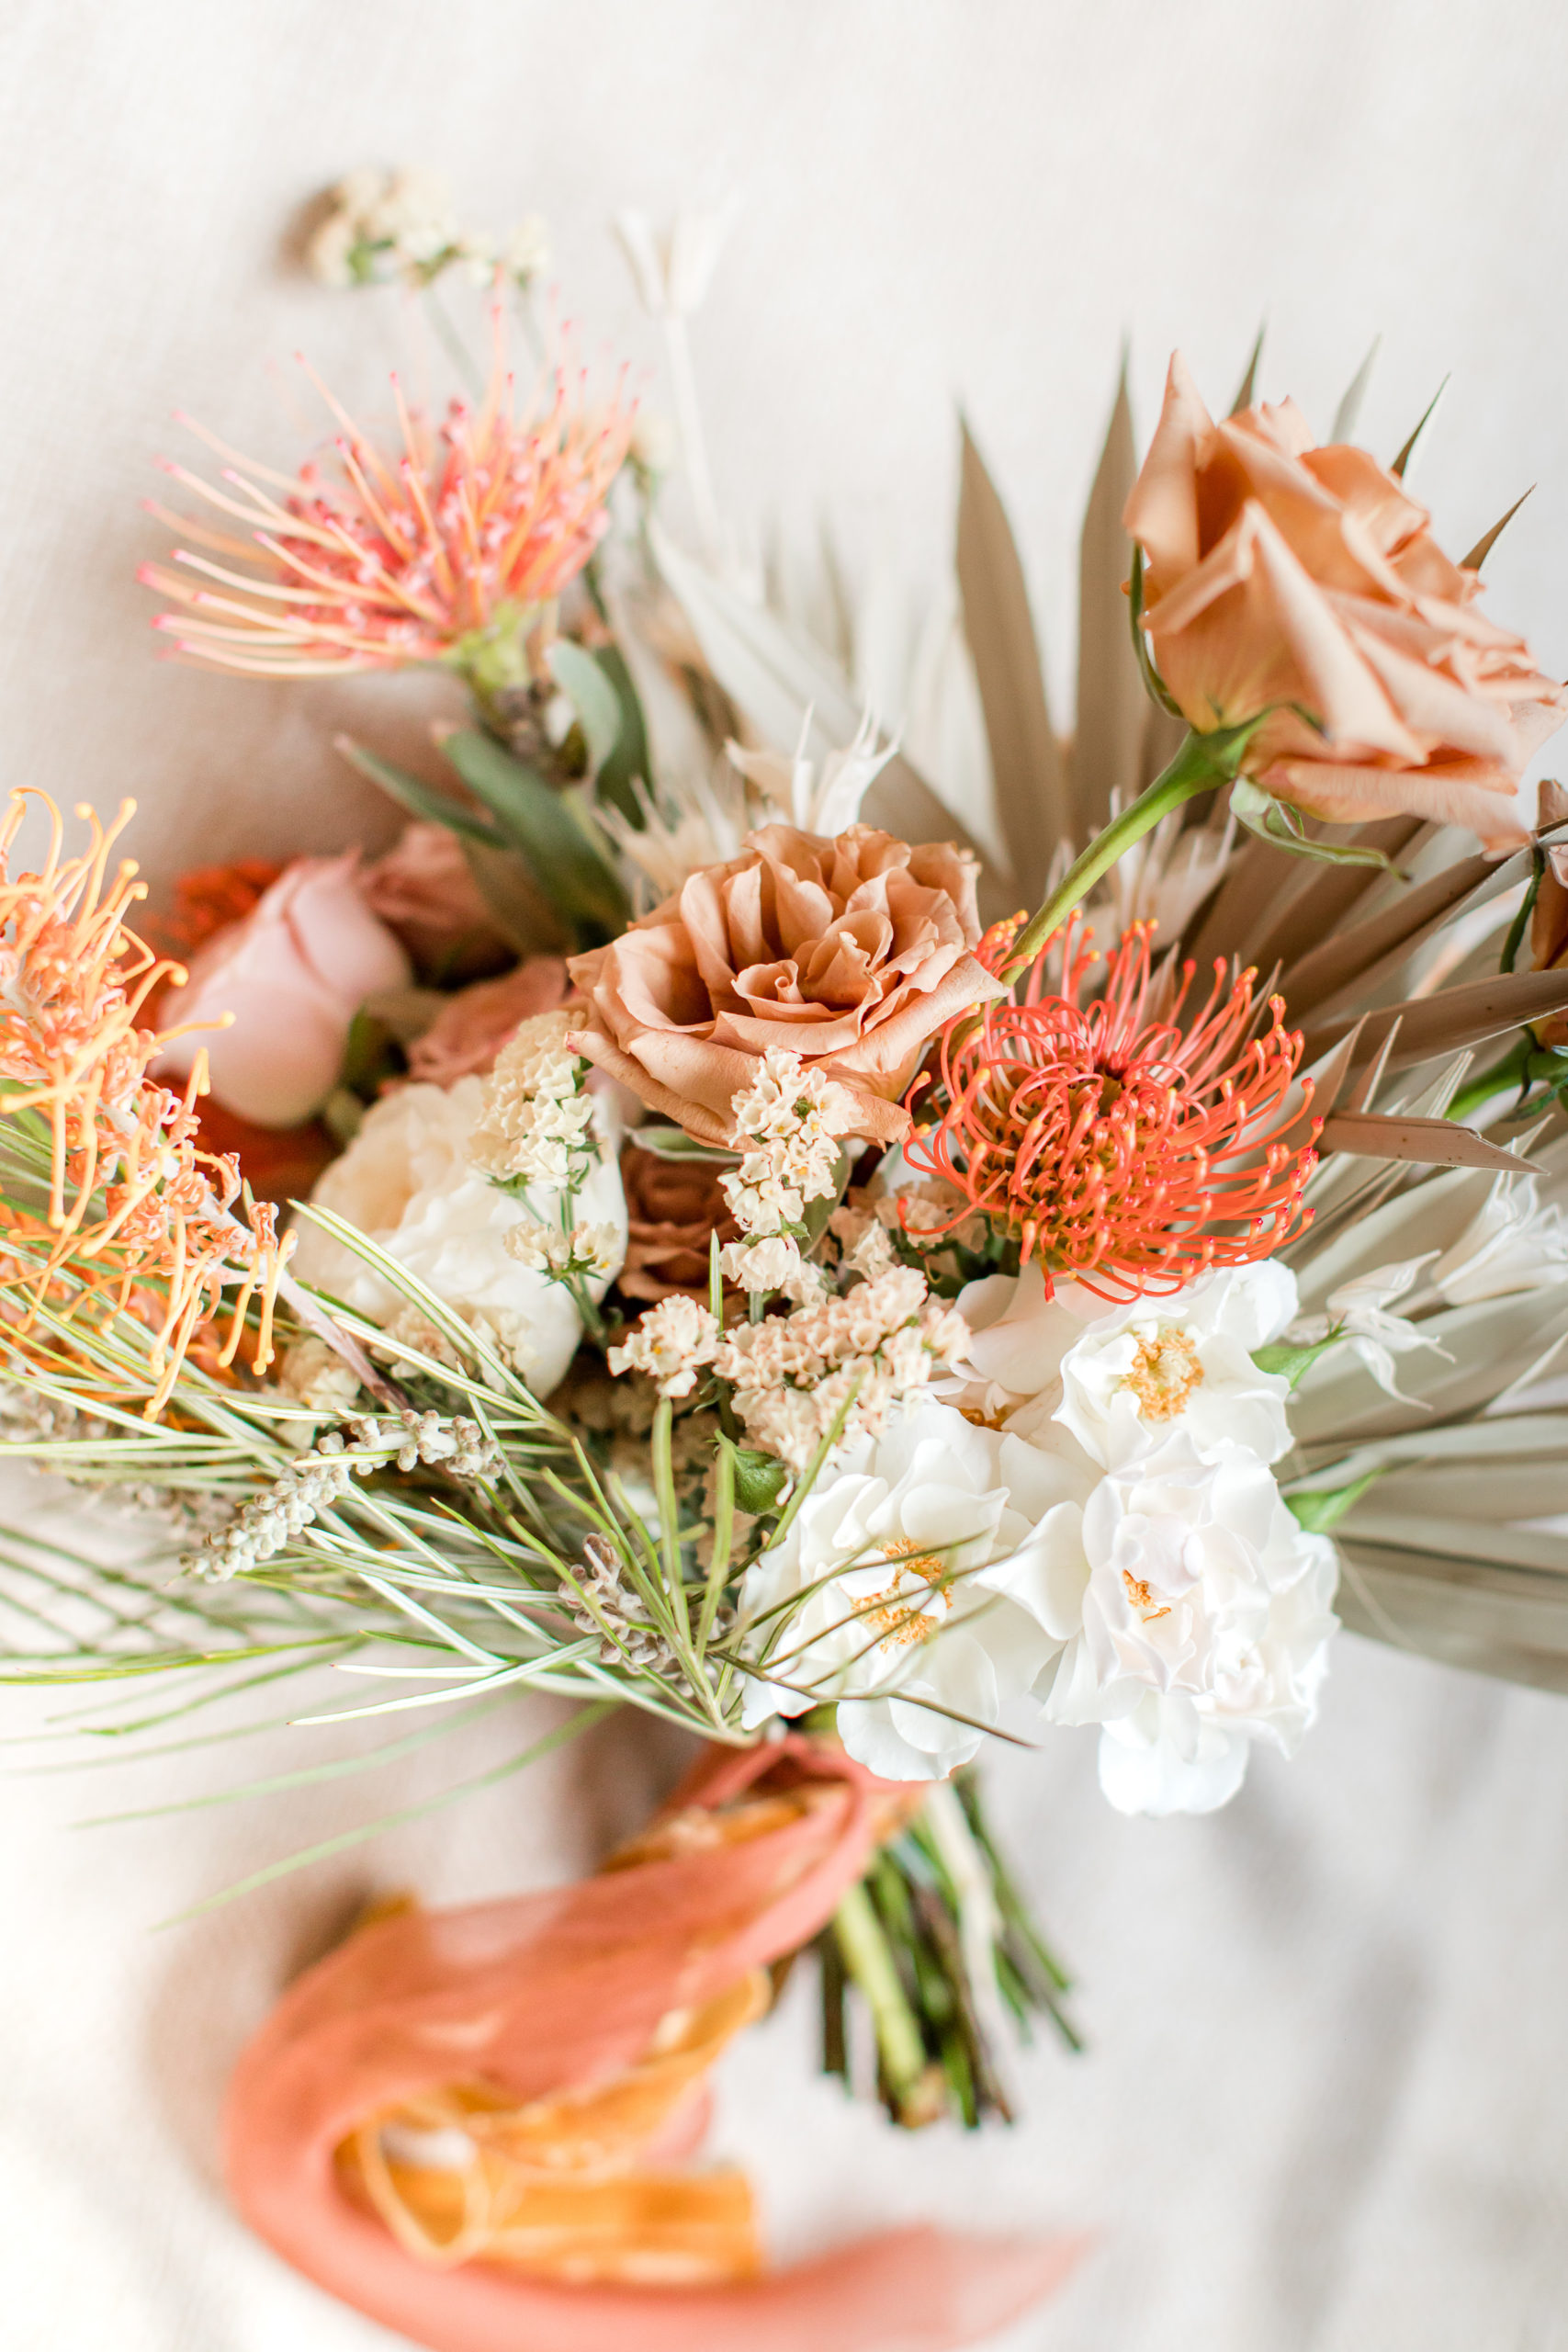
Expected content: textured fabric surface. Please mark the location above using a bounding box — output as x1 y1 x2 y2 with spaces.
3 3 1568 2346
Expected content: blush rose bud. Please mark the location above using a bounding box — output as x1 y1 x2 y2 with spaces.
156 854 412 1126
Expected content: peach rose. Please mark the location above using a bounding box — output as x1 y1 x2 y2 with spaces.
1124 354 1568 850
361 821 512 978
566 822 1003 1147
157 854 412 1126
405 956 570 1086
618 1143 739 1302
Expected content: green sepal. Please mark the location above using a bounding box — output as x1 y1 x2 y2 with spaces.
1252 1334 1340 1389
719 1436 789 1518
1126 543 1186 719
1230 777 1401 873
1285 1468 1382 1534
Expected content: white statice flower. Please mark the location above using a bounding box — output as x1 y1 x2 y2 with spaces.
277 1336 362 1419
736 1403 1070 1781
715 1265 971 1469
607 1295 722 1399
979 1441 1339 1815
1429 1170 1568 1305
727 713 894 839
1287 1257 1446 1401
719 1233 811 1295
468 1012 602 1189
828 1204 897 1280
1052 1262 1298 1471
290 1075 626 1398
505 1219 622 1282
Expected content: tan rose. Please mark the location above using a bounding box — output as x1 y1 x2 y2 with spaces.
1124 354 1568 850
405 956 570 1086
618 1143 738 1302
566 822 1003 1146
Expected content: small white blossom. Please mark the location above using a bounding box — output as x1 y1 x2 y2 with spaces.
1288 1258 1446 1402
277 1336 363 1418
506 1219 622 1281
608 1295 722 1399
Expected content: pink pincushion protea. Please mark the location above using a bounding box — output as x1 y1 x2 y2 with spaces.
903 917 1318 1300
140 306 630 677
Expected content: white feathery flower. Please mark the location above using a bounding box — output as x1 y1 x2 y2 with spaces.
608 1295 722 1399
277 1337 362 1418
1287 1258 1446 1402
1429 1169 1568 1305
726 711 894 838
615 204 733 320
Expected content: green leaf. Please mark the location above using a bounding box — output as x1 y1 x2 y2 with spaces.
336 738 505 847
1126 545 1185 720
721 1438 789 1518
546 639 624 780
1253 1335 1341 1389
441 729 630 943
587 641 651 825
1286 1469 1382 1535
634 1125 739 1166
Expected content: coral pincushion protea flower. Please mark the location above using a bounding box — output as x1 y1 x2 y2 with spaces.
140 305 630 678
0 794 291 1412
904 918 1317 1300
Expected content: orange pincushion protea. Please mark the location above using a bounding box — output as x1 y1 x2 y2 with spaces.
139 305 630 677
904 917 1318 1300
0 794 291 1412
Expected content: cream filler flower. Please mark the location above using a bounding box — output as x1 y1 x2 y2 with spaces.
736 1402 1068 1781
607 1295 722 1400
290 1069 626 1398
468 1012 603 1191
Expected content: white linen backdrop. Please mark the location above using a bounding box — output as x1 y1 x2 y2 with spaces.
2 3 1567 2346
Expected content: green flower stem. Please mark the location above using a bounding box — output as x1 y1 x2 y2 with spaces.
1447 1033 1536 1125
999 729 1223 978
832 1878 931 2122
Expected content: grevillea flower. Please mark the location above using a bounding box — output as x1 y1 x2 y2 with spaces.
139 306 630 677
0 794 291 1412
903 917 1317 1300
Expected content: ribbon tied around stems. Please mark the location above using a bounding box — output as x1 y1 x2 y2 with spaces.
224 1735 1084 2352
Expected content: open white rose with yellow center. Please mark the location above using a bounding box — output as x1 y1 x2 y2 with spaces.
736 1401 1076 1781
290 1073 626 1399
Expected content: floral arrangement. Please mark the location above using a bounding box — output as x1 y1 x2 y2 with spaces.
6 178 1568 2351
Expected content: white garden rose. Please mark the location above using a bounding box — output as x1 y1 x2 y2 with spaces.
735 1401 1077 1781
1051 1261 1298 1471
979 1441 1338 1815
289 1076 626 1398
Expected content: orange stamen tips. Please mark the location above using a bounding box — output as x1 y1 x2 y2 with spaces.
141 301 631 677
0 794 291 1414
906 916 1318 1301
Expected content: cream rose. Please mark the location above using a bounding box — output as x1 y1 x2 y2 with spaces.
1125 354 1568 849
566 821 1004 1147
289 1075 626 1397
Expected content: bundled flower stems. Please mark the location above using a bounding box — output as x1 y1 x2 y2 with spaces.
6 181 1568 2351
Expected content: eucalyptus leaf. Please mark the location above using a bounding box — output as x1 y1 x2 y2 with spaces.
589 641 651 825
634 1125 740 1166
336 738 505 848
441 729 629 943
546 639 624 780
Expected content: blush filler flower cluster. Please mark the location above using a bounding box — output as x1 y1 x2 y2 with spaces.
9 191 1568 2349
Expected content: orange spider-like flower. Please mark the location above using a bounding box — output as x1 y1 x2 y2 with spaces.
904 917 1319 1300
139 305 631 678
0 793 292 1413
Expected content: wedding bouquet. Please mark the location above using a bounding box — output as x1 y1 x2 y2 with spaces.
6 175 1568 2350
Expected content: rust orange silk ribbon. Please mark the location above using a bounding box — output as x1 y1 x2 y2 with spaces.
224 1736 1083 2350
